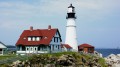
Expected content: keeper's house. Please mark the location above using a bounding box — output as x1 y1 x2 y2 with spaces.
0 41 7 55
16 25 62 55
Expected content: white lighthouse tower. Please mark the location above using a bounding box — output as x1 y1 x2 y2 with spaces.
65 4 78 51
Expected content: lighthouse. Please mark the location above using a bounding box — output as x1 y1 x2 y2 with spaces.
65 4 78 51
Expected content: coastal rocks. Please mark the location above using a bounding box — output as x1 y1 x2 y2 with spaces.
94 51 103 57
10 60 31 67
105 54 120 67
6 53 107 67
57 54 76 66
9 54 77 67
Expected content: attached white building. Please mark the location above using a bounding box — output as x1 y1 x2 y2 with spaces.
0 42 7 55
16 25 62 55
61 44 72 51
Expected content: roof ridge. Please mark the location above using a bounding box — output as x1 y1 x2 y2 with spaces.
0 41 7 47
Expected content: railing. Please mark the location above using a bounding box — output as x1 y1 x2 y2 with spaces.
17 51 48 54
38 51 48 53
17 51 26 53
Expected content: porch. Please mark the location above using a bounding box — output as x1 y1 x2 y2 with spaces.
16 45 51 55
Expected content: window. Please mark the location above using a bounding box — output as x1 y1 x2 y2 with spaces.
68 8 72 13
54 37 56 42
57 38 58 42
32 37 35 41
56 45 57 48
34 48 36 51
52 45 54 50
22 46 25 51
28 37 31 41
54 37 58 42
56 32 57 35
58 45 59 49
36 37 40 41
26 47 29 50
31 47 33 51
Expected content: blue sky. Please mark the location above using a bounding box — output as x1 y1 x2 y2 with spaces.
0 0 120 48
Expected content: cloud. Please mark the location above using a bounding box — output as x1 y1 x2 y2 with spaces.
0 0 120 31
0 0 120 48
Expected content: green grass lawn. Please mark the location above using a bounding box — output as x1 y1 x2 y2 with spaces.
0 54 29 65
0 55 16 60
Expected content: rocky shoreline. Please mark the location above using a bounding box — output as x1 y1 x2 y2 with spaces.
104 54 120 67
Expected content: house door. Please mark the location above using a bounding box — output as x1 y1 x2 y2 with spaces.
29 47 34 53
26 47 30 53
34 47 38 53
26 47 38 54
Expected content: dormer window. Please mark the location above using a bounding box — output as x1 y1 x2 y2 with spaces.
36 37 40 41
32 37 35 41
28 37 31 41
28 37 41 41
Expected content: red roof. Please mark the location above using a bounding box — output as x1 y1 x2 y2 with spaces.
61 44 72 48
78 43 94 48
16 26 61 46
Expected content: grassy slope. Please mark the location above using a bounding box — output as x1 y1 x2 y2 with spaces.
0 55 16 60
0 52 108 67
29 52 108 67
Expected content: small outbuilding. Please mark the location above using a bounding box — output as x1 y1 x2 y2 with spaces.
61 44 72 51
0 41 7 55
78 43 94 53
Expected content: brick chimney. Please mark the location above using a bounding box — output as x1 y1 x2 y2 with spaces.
30 26 33 31
48 25 51 30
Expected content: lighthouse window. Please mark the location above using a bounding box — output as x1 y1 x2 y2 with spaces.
68 8 72 13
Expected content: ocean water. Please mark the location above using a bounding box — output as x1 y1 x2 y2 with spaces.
95 49 120 57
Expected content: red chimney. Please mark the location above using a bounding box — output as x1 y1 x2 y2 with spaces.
30 26 33 31
48 25 51 30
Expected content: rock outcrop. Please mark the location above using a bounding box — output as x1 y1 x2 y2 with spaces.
2 52 107 67
105 54 120 67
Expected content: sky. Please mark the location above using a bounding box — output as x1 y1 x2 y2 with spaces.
0 0 120 48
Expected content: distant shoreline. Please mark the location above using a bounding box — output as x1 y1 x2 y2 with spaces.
95 49 120 57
